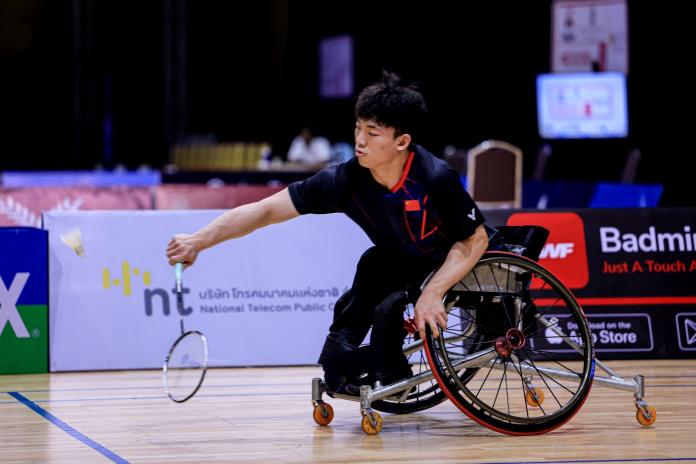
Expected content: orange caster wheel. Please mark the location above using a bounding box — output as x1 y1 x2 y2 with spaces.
313 403 334 426
636 405 656 426
525 387 545 407
361 411 383 435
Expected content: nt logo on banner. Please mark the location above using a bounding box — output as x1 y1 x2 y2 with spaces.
101 260 192 317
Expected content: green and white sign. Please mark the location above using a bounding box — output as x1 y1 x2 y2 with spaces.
0 227 48 374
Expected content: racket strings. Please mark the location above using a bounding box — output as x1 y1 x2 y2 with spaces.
164 331 208 402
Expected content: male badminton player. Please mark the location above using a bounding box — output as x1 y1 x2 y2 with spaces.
166 71 489 395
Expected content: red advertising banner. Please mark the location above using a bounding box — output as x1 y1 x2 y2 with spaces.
154 184 282 209
0 187 152 227
0 184 285 226
508 212 590 289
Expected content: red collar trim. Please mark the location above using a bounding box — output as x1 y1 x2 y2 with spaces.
390 151 415 193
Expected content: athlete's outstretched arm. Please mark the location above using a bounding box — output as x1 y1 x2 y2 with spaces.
166 188 299 267
415 224 489 339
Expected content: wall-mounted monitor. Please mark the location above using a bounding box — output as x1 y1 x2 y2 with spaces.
536 72 628 139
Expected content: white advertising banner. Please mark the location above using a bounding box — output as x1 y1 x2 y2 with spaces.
44 210 371 371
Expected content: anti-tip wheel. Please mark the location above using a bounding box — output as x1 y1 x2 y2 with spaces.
361 411 383 435
525 387 545 407
313 403 334 426
636 405 656 426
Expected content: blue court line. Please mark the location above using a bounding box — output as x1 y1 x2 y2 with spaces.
0 381 306 394
0 390 308 405
8 392 128 464
483 459 696 464
7 393 692 464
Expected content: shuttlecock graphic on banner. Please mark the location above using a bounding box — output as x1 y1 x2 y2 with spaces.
60 228 85 257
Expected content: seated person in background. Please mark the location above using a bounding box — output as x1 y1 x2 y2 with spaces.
287 127 332 167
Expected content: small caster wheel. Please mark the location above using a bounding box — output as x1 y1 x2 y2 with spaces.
361 411 383 435
525 387 545 407
313 403 334 426
636 405 656 426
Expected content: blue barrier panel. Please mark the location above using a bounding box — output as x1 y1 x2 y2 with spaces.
589 182 663 208
2 171 161 187
522 180 596 209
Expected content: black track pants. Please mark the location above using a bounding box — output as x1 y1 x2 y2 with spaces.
318 246 437 386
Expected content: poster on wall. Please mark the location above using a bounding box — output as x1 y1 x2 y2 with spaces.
552 0 628 73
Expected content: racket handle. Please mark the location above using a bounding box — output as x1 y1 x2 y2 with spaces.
174 262 183 284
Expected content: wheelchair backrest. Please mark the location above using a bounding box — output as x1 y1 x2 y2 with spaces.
486 225 549 261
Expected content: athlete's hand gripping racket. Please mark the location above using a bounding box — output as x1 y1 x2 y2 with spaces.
163 263 209 402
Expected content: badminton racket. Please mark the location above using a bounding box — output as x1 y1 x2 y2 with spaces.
163 263 209 403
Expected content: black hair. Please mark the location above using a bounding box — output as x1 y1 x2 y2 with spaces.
355 70 427 140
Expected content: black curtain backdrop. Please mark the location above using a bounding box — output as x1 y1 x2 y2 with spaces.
0 1 692 205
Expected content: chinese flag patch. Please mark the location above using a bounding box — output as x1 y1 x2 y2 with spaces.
404 199 421 211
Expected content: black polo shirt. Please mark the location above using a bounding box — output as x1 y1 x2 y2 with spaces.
288 145 485 261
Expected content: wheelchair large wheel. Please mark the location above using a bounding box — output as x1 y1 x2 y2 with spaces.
424 252 595 435
373 302 448 414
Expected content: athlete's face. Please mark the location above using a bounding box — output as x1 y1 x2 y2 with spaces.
354 119 410 169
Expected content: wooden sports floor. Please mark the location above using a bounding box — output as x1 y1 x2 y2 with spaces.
1 359 694 463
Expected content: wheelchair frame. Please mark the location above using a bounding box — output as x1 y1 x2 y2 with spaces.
311 251 656 435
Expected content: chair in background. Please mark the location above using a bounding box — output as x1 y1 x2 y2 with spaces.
620 148 641 184
443 144 469 190
467 140 522 209
443 145 468 175
533 143 552 181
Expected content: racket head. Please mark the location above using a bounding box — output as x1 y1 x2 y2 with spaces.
163 330 209 403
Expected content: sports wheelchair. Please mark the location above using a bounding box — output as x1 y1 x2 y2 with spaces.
311 226 656 435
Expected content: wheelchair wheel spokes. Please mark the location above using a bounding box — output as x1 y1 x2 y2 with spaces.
372 302 446 414
404 328 441 398
425 252 595 435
